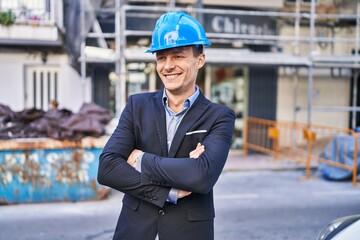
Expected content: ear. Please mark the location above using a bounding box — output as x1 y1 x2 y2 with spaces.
196 54 205 69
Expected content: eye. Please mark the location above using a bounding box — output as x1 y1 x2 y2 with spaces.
156 56 165 61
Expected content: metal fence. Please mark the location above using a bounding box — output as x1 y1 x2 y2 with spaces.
243 117 359 186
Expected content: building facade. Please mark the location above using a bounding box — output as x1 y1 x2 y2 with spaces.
0 0 92 113
0 0 358 148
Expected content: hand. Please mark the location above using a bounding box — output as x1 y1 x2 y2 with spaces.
178 190 191 199
127 149 143 168
189 143 205 159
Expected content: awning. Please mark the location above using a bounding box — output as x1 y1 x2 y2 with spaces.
84 47 360 69
124 47 311 67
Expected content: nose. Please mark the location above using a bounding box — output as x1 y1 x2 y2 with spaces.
164 57 175 71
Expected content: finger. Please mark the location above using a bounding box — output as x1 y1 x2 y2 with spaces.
194 146 205 155
178 190 192 198
191 147 205 158
190 148 201 157
189 143 205 158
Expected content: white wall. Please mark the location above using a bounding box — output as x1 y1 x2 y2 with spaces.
277 68 350 128
57 61 92 112
0 54 24 110
277 14 354 129
0 52 91 113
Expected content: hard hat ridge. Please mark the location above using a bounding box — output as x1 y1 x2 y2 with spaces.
146 11 211 53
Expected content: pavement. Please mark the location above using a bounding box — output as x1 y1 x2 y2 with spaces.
223 149 316 172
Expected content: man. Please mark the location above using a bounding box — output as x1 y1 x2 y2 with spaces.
97 11 235 240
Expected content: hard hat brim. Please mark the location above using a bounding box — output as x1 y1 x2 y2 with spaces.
146 42 211 53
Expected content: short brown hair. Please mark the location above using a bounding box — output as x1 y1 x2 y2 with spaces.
192 45 204 57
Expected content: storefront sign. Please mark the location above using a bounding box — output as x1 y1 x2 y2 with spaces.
204 14 276 35
125 12 276 36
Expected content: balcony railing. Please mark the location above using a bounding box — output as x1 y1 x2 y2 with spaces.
0 0 56 26
0 0 62 45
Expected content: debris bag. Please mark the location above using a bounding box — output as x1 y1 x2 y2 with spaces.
318 135 360 181
0 103 17 124
0 102 112 140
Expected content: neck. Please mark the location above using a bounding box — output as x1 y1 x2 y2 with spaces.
166 87 195 113
167 94 186 113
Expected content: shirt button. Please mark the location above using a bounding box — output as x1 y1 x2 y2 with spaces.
158 209 165 216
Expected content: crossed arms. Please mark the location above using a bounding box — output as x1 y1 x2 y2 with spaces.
127 143 205 199
97 97 235 208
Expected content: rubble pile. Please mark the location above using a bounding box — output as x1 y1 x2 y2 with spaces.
0 103 112 140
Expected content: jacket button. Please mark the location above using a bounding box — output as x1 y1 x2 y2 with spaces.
158 209 165 216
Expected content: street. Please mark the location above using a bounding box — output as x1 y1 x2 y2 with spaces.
1 169 360 240
214 170 360 240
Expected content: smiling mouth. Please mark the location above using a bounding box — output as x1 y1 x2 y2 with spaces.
164 74 181 80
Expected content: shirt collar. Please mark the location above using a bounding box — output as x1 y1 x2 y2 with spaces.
162 85 200 109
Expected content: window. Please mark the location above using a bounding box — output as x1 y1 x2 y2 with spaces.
25 65 59 110
210 66 248 149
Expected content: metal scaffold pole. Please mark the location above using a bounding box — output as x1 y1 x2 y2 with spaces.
116 0 126 116
80 0 87 102
115 0 124 118
352 1 360 129
168 0 176 8
307 0 316 125
292 0 301 123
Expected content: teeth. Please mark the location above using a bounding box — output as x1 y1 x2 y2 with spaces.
165 74 179 79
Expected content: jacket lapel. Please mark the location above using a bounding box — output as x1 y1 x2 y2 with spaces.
168 93 210 157
151 92 168 157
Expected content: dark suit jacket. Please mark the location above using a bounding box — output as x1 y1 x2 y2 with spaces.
98 90 235 240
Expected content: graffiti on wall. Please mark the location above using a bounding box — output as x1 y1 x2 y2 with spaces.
0 149 95 187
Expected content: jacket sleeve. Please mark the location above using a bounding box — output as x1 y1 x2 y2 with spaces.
140 107 235 194
97 96 170 208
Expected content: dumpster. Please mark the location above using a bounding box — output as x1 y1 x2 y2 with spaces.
0 137 108 204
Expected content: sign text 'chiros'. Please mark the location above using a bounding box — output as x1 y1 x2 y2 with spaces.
205 14 276 35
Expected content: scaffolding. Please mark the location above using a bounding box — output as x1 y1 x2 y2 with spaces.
79 0 360 123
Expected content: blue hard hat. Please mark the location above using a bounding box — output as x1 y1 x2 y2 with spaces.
146 11 211 53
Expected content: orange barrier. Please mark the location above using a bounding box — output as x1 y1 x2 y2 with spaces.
243 117 359 186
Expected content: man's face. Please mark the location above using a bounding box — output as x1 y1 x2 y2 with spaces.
155 46 205 96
